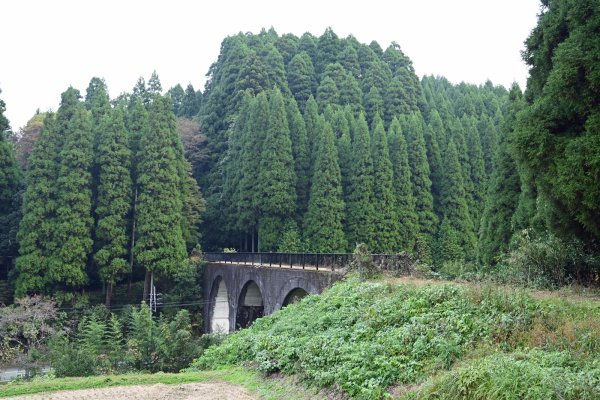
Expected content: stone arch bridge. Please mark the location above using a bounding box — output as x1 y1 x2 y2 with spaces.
202 253 346 333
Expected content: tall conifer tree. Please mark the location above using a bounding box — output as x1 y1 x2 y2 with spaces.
285 97 310 220
135 96 186 287
94 108 132 305
303 118 346 252
370 117 401 253
15 114 58 296
345 113 375 250
49 88 94 292
404 114 437 241
437 140 476 261
257 89 297 251
388 117 418 251
0 93 21 284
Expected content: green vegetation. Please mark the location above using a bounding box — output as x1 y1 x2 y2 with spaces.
192 278 600 399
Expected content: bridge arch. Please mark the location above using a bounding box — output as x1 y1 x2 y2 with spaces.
236 280 264 330
282 287 309 307
208 276 230 333
275 277 319 310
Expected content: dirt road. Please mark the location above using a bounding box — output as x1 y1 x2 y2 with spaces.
3 382 256 400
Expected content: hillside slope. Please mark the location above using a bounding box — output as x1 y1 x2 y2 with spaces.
192 277 600 399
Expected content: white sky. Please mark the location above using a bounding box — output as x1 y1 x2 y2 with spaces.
1 0 541 130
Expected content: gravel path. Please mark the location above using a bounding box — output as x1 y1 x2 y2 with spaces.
3 382 256 400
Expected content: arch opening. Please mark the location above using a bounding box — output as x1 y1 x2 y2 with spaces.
236 280 264 330
282 287 309 308
209 277 230 333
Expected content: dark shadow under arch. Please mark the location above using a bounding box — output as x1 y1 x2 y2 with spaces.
236 280 264 330
282 287 309 308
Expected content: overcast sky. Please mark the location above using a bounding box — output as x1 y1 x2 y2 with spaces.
1 0 541 130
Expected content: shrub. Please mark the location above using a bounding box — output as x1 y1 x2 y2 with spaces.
348 243 380 280
410 350 600 400
0 296 58 365
499 230 600 289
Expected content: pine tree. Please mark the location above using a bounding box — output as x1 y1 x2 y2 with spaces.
0 93 21 282
463 115 486 230
438 140 476 262
235 52 269 98
181 84 200 118
303 118 346 252
338 71 363 113
345 113 375 250
478 83 524 265
303 95 320 172
285 97 310 219
48 88 94 291
15 114 58 296
384 75 411 123
316 27 340 75
364 86 384 128
167 84 185 116
478 139 521 265
404 113 437 241
263 45 289 94
94 108 132 306
147 71 162 98
286 52 317 109
338 44 361 79
334 108 352 198
370 117 401 253
426 111 446 215
388 117 418 251
316 76 339 112
223 93 251 236
135 96 187 281
237 92 269 246
257 89 297 251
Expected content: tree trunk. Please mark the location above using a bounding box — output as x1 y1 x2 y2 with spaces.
251 230 255 253
143 270 151 304
105 282 113 307
129 187 138 290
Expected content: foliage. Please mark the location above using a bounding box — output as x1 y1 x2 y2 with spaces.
0 296 58 365
499 229 600 289
347 243 379 280
192 278 561 398
135 96 187 276
302 118 347 252
410 350 600 400
515 0 600 243
49 304 202 377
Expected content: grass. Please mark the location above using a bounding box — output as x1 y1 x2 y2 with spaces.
191 276 600 399
0 366 318 399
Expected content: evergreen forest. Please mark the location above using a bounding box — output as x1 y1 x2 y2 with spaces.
1 0 599 302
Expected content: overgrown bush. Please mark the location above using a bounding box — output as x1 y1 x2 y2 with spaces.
410 350 600 399
0 296 58 366
348 243 379 280
498 230 600 289
49 303 202 377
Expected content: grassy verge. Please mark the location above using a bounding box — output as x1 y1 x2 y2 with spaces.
0 366 317 399
191 276 600 399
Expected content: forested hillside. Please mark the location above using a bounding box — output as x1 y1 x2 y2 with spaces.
1 0 599 302
195 28 510 268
